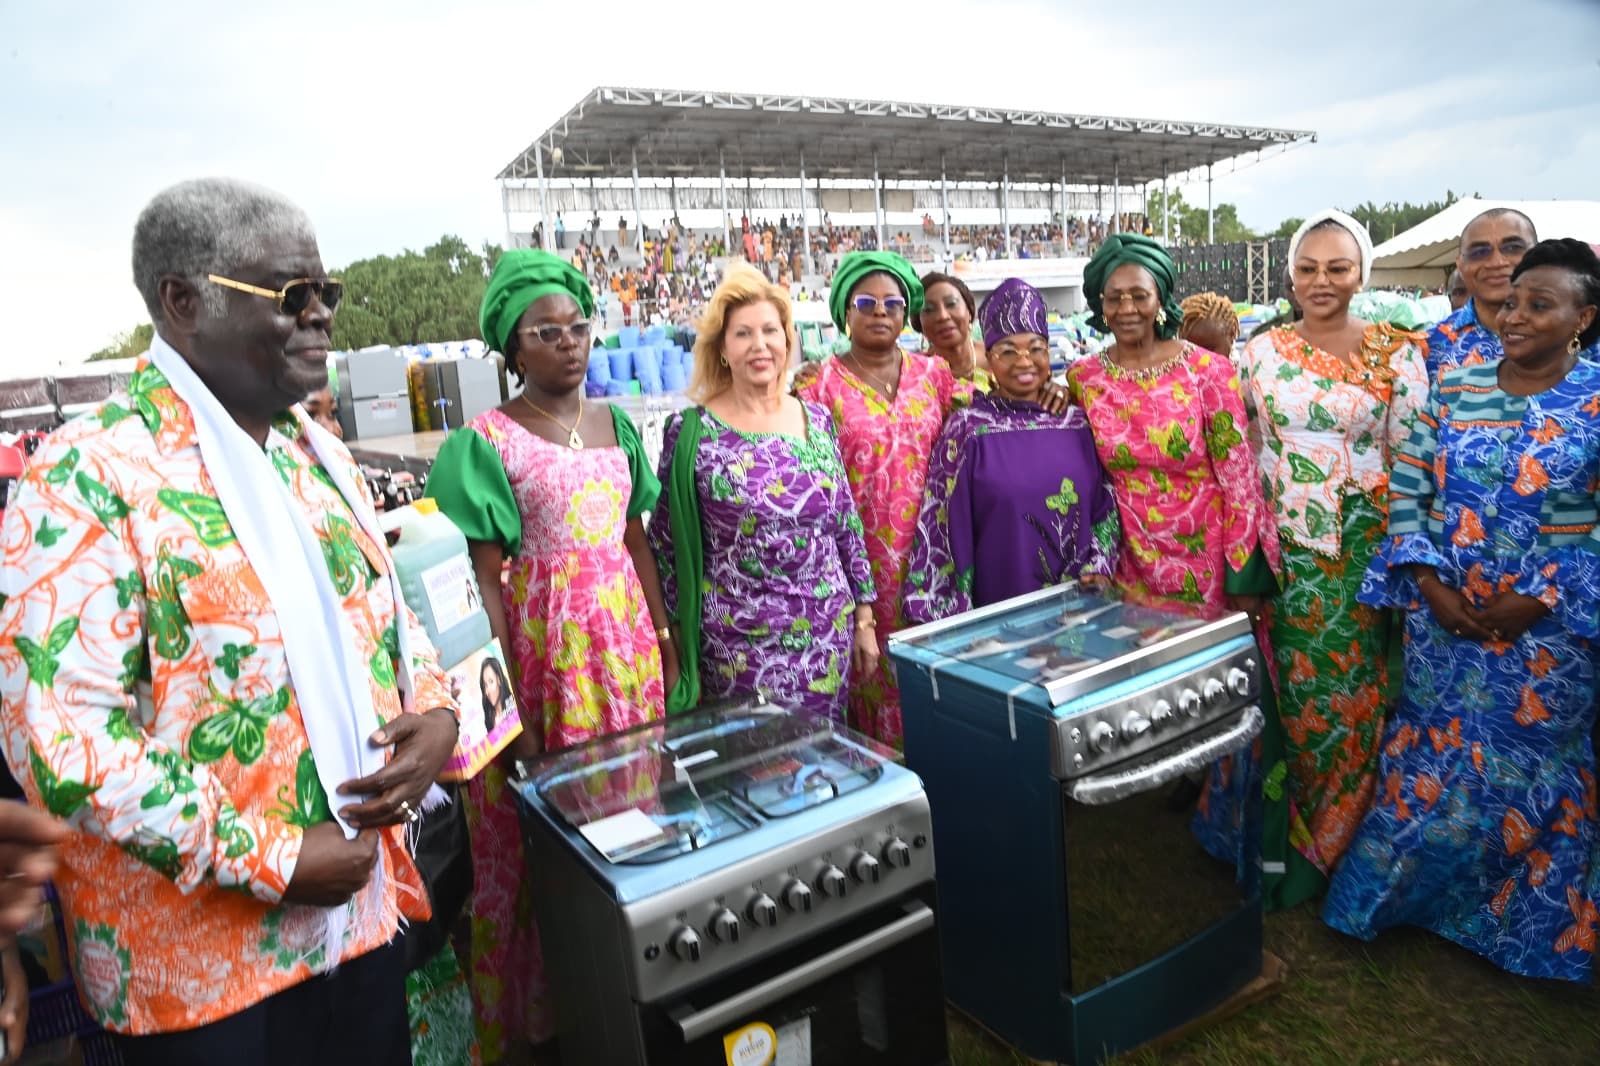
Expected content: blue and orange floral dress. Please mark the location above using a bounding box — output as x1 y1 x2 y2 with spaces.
1325 361 1600 981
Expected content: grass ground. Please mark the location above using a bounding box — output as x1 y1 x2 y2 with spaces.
945 903 1600 1065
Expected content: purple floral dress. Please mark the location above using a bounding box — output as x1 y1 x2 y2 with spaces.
650 402 877 719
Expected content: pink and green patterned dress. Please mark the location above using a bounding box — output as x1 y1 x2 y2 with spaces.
427 404 664 1060
1067 342 1279 613
799 352 968 749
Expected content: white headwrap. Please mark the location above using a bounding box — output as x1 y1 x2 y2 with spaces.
1288 209 1374 287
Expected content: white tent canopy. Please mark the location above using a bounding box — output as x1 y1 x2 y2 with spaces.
1369 198 1600 289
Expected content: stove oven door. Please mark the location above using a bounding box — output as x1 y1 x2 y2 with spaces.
1061 704 1264 997
638 895 948 1066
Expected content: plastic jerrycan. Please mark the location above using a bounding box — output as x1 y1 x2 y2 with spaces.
389 498 493 670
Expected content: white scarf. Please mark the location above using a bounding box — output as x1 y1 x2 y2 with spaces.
149 335 427 961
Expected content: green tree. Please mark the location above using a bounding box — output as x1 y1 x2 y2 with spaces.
1270 217 1304 240
88 323 154 362
1269 191 1475 246
1147 188 1256 244
330 236 504 350
1345 191 1467 243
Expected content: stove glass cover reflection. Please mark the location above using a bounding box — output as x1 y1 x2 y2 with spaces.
530 705 894 865
895 587 1207 689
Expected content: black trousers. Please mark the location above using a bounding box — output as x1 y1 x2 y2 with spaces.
112 938 410 1066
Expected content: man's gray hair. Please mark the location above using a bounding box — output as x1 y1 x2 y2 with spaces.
131 178 317 321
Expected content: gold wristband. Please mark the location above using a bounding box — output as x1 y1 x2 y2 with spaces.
656 625 673 641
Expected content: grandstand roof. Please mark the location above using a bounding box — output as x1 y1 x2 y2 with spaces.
498 87 1315 186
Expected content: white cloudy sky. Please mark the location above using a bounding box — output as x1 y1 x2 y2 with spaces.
4 0 1598 373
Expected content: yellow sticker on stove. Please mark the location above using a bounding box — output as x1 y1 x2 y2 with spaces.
723 1021 777 1066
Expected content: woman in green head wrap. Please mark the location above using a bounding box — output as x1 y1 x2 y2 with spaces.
1067 232 1277 614
1069 234 1302 908
424 247 676 1058
796 250 972 750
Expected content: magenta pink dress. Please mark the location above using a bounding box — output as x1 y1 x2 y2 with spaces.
799 352 966 748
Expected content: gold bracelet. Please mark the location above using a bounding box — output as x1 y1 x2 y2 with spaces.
855 617 876 631
656 625 673 641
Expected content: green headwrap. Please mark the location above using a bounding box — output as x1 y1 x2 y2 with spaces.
828 251 925 331
1083 233 1184 340
479 249 595 355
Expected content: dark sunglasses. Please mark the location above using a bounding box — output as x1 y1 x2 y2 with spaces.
1461 239 1529 264
850 295 907 316
207 274 344 314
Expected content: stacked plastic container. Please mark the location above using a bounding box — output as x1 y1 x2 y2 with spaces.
585 325 694 397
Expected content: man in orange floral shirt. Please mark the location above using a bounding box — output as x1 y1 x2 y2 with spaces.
0 179 459 1065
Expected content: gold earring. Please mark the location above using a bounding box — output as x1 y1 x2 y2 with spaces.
720 355 729 368
1569 331 1584 356
1156 308 1168 326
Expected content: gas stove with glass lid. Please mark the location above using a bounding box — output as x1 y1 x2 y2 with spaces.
889 584 1266 1064
513 699 948 1066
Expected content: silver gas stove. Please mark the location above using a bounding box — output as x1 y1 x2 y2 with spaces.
514 700 948 1065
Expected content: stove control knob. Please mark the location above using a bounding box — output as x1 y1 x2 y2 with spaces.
747 894 780 928
1202 677 1227 707
1149 699 1174 728
883 837 913 869
817 865 849 899
1089 721 1117 753
709 908 741 944
1226 667 1253 698
1120 711 1151 741
851 852 882 885
782 879 813 914
1178 688 1202 717
669 926 702 963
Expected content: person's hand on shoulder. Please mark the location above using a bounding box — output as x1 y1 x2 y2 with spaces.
791 361 823 394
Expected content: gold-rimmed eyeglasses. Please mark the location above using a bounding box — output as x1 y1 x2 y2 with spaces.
206 274 344 315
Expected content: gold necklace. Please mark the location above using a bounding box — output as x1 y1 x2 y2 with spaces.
1100 342 1190 383
520 392 584 449
848 352 902 400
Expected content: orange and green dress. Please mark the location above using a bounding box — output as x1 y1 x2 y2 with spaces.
1239 325 1427 878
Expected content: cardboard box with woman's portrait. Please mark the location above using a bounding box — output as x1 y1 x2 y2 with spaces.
439 639 522 780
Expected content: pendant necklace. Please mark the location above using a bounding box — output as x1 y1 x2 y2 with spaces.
521 392 585 449
849 353 901 400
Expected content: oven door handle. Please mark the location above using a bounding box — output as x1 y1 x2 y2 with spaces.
1066 704 1263 807
668 900 935 1043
